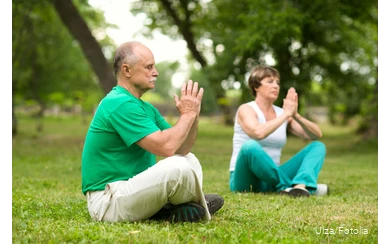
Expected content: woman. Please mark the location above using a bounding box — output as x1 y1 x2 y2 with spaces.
228 65 328 197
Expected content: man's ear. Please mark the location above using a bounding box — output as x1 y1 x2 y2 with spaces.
122 64 132 78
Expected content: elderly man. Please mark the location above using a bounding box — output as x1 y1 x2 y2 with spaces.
81 41 223 223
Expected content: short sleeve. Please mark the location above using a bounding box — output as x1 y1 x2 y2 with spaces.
108 101 162 146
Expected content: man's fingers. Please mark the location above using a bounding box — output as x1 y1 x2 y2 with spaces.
174 94 179 105
197 87 204 101
192 82 199 97
181 82 187 96
187 80 193 95
178 80 202 98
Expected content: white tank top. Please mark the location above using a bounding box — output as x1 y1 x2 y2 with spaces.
229 101 288 171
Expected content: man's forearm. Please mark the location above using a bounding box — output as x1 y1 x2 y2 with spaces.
175 115 199 155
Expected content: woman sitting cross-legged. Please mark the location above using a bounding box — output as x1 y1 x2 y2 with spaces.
228 65 328 197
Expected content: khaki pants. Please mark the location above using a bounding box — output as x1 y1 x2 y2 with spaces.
86 153 211 222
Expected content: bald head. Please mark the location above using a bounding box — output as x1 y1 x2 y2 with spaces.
113 41 144 78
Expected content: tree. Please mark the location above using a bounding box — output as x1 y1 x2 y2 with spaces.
154 61 181 98
131 0 208 67
52 0 116 94
130 0 378 137
12 0 113 134
13 0 378 139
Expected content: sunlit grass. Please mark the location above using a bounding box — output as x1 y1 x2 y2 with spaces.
12 116 378 243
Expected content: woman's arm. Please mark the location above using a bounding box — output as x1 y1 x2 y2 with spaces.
288 114 323 140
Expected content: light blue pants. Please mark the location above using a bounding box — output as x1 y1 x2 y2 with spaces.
229 140 326 194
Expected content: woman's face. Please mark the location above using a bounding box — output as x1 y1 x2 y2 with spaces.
256 76 280 101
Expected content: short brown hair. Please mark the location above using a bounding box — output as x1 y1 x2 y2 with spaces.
248 65 280 97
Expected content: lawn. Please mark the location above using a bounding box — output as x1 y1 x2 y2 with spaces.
12 115 378 243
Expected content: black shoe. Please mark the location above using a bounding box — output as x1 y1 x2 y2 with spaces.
150 202 206 222
279 189 290 196
280 187 310 197
204 194 224 215
165 202 206 223
289 188 310 197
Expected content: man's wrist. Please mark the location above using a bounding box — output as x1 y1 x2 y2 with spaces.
181 112 198 120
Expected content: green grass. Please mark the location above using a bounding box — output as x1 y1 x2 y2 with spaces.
12 116 378 243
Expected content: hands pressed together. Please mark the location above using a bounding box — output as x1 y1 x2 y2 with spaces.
283 87 298 117
174 80 204 116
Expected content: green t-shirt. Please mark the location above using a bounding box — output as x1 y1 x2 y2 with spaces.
81 86 172 195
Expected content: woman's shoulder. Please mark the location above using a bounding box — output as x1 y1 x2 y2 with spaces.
242 101 256 108
237 101 256 114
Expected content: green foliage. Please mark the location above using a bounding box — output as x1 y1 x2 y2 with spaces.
129 0 377 135
155 61 181 97
187 62 219 115
47 92 66 105
142 92 165 104
12 116 378 243
12 0 113 113
12 0 378 137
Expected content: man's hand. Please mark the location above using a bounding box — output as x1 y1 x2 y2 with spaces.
174 80 204 116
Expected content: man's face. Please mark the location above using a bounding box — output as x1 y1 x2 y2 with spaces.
130 45 159 92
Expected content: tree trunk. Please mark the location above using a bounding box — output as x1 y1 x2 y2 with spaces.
159 0 207 68
52 0 116 94
12 106 17 137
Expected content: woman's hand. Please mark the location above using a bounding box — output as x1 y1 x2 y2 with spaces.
283 87 298 117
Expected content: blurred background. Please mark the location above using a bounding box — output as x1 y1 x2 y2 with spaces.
12 0 378 140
